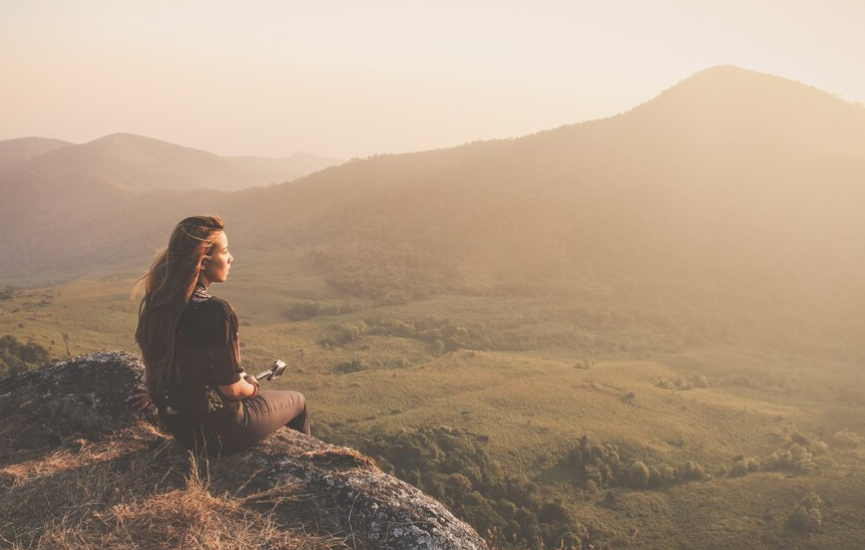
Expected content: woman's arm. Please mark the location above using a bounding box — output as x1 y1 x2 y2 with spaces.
218 373 258 400
210 300 253 400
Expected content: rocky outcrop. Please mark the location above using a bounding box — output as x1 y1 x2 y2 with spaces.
0 352 487 550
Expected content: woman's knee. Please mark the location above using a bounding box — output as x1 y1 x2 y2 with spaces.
271 390 306 413
293 391 306 410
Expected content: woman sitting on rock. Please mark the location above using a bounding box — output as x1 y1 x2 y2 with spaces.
133 215 310 455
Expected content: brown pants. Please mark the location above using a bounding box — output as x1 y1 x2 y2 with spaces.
216 389 311 455
165 390 310 456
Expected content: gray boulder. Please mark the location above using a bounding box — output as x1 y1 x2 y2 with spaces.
0 352 487 550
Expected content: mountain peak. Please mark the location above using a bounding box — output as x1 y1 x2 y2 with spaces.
615 65 865 160
687 64 759 79
650 64 843 110
0 136 72 177
85 132 203 154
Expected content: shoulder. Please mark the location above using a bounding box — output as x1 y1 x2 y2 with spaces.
201 296 237 320
191 297 239 345
184 295 236 325
205 296 235 313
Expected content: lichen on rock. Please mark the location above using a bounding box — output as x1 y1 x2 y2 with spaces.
0 352 487 550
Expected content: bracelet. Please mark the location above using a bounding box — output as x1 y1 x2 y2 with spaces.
248 377 259 399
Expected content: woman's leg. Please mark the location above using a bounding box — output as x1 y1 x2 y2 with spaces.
215 390 310 455
245 389 311 436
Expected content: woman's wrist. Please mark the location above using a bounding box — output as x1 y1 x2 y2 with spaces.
246 373 259 398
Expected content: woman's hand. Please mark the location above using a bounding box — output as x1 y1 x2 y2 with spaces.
245 374 260 398
127 384 153 411
217 373 259 400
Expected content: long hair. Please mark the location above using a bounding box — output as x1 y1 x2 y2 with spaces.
135 215 225 399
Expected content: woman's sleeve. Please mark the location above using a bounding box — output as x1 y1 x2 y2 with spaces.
209 302 243 386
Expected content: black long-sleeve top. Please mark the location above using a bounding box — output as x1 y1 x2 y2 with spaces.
163 283 244 421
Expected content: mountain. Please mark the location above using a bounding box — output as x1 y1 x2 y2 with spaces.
3 66 864 311
228 152 343 186
219 66 865 294
0 133 341 195
0 136 70 177
0 134 343 276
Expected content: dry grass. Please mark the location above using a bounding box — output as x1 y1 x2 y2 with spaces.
299 447 379 471
0 426 345 550
1 426 162 487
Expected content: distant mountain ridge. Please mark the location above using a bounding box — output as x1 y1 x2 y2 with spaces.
229 152 346 186
0 133 342 273
0 132 343 194
2 66 863 313
226 65 864 280
0 137 70 177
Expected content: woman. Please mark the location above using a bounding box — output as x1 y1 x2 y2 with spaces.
133 215 310 456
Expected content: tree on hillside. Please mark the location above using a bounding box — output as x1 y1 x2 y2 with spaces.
0 335 50 379
628 461 651 488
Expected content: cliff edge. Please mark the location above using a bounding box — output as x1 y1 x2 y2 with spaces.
0 352 487 550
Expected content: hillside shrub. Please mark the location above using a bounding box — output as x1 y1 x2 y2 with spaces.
728 437 821 479
765 443 815 472
787 493 824 533
332 358 370 374
1 335 51 380
654 377 675 390
285 300 321 321
561 435 708 490
680 460 707 481
731 457 761 477
335 314 590 354
832 430 863 448
333 426 584 549
627 461 651 488
654 375 711 391
1 285 21 301
320 321 368 347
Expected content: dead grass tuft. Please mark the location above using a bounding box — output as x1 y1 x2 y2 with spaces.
1 425 345 550
300 447 379 471
1 425 165 487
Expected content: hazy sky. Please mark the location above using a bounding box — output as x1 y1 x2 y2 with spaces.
1 0 863 159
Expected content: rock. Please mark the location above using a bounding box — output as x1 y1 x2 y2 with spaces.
0 352 487 550
0 351 146 450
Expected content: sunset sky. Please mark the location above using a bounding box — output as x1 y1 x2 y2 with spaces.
1 0 862 159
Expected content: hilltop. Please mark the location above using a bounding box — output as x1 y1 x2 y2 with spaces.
0 352 487 550
0 137 71 177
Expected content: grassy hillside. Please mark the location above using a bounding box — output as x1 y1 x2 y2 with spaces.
3 254 864 548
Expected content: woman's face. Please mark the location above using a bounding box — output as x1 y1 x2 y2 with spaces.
200 231 233 285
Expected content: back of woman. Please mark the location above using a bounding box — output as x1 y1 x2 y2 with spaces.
134 215 310 456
